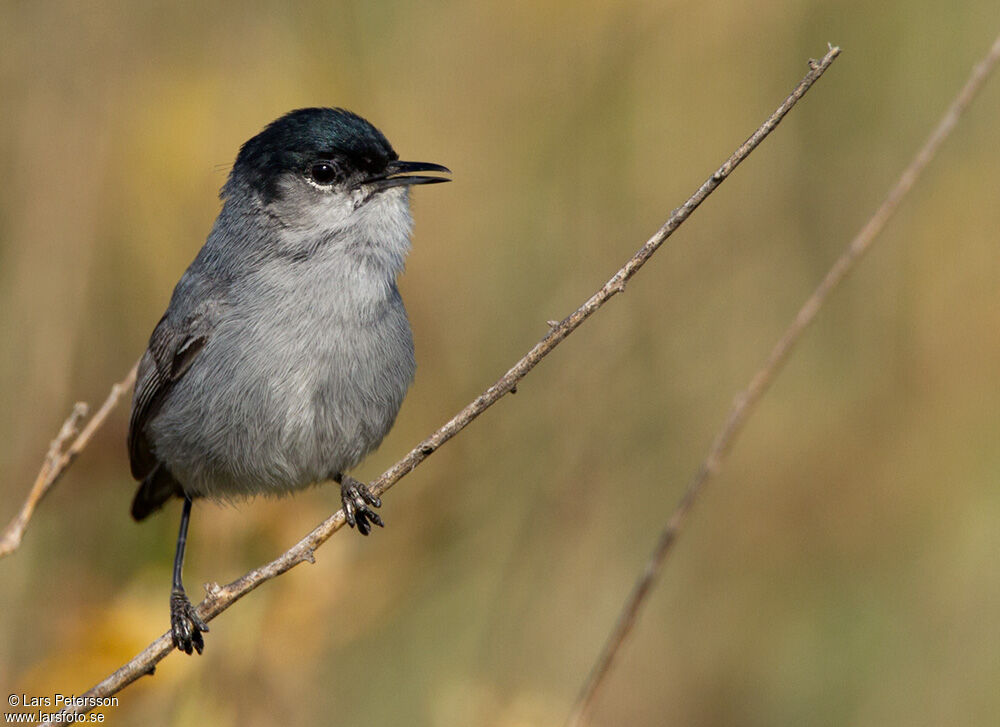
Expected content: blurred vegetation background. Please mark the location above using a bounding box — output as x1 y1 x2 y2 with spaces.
2 1 999 725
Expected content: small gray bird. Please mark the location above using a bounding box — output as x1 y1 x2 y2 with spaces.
127 107 450 654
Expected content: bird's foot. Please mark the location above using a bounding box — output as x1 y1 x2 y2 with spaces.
338 474 384 535
170 587 209 655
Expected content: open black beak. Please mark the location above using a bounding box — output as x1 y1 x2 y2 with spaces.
363 160 452 192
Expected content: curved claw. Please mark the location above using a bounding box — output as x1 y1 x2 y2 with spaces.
171 589 209 655
339 475 384 536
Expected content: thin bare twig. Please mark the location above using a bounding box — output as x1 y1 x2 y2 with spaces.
566 31 1000 727
1 363 138 559
42 46 841 724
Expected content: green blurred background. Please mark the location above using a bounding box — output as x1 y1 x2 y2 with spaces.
2 1 998 725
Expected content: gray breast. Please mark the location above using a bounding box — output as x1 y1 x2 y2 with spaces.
150 248 415 501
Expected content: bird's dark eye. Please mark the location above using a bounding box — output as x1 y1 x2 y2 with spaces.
308 161 339 185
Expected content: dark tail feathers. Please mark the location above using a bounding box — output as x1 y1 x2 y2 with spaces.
131 464 183 521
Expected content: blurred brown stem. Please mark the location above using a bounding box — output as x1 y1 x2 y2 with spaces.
40 45 843 724
0 363 138 559
566 31 1000 727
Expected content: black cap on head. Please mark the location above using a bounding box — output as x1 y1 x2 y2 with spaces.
225 108 399 200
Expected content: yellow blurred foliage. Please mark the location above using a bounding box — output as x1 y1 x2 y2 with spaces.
1 1 998 726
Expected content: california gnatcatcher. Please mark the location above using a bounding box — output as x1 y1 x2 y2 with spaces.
127 107 450 654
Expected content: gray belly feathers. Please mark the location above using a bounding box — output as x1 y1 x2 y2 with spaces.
148 260 415 500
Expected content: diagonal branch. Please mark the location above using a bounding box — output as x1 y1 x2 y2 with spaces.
0 363 138 559
40 46 841 724
566 31 1000 727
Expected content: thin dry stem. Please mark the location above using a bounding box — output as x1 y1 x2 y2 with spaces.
1 363 139 558
39 46 843 725
566 31 1000 727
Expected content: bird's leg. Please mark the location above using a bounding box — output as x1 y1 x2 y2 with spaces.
170 495 209 654
334 473 384 535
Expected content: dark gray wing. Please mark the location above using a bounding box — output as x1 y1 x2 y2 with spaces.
127 314 208 481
